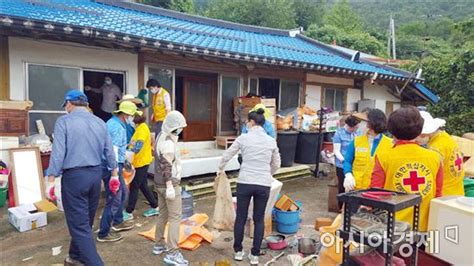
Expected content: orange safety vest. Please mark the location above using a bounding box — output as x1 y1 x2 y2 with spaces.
152 88 169 122
352 134 392 190
428 131 465 196
377 143 440 231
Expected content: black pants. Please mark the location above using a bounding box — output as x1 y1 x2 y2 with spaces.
234 183 270 256
126 165 158 213
336 167 345 209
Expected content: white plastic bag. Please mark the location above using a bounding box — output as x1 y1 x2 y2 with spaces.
212 172 235 231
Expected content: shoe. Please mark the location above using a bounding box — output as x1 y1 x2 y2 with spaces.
64 256 84 265
152 244 167 255
123 211 134 221
248 253 259 265
112 220 134 232
163 251 189 265
143 208 159 217
96 231 123 242
234 251 245 261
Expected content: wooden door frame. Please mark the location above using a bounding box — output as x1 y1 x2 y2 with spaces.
182 75 218 141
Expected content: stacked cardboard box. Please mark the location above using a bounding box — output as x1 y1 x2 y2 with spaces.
233 97 276 134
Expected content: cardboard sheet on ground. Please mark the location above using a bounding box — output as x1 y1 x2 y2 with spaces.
138 213 213 250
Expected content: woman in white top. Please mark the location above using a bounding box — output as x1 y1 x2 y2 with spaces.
218 108 281 265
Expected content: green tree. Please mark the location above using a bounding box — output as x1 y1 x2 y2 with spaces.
323 0 362 33
293 0 326 29
170 0 194 13
205 0 297 29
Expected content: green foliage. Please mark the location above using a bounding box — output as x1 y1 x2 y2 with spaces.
293 0 326 29
323 0 362 33
205 0 297 29
170 0 194 13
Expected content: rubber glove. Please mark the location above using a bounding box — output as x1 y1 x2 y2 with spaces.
109 175 120 195
165 181 175 200
343 173 356 191
45 180 57 201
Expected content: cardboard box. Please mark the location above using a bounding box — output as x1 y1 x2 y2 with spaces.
315 218 333 231
8 204 47 232
233 97 262 108
261 98 276 107
275 194 299 211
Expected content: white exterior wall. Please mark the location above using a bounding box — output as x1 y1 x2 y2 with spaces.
362 81 400 112
347 88 361 111
8 37 138 100
305 84 321 110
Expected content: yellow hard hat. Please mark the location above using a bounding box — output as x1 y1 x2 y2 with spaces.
114 101 143 116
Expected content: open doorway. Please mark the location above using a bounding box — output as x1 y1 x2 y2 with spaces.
83 70 125 121
259 78 280 107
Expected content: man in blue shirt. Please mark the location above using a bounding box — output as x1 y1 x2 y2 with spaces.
97 101 142 242
46 90 118 266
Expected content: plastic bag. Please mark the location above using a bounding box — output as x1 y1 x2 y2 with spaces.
212 172 235 231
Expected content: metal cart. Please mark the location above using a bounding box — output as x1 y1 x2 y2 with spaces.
337 188 422 266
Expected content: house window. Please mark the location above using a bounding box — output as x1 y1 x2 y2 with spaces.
27 64 81 135
220 75 241 133
324 88 345 111
280 80 300 110
147 66 174 119
249 77 258 95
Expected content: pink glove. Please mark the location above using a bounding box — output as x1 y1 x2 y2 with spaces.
46 181 57 201
109 176 120 195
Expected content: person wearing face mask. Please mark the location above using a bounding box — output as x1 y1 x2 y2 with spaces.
418 111 464 196
85 76 123 122
117 94 144 143
371 107 443 232
332 115 360 208
218 108 281 265
342 109 392 191
46 90 118 265
97 101 141 243
146 79 171 138
152 111 188 265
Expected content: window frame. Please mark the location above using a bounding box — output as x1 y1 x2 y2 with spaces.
323 87 347 111
218 74 243 135
248 76 259 95
279 79 301 110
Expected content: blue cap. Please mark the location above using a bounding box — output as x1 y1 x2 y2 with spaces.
62 89 88 107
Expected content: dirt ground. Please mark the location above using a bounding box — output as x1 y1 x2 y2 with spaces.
0 171 338 265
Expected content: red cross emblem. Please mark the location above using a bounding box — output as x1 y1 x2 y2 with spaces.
454 153 463 171
403 171 426 191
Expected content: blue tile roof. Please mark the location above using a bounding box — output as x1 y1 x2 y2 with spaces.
413 83 439 103
0 0 438 102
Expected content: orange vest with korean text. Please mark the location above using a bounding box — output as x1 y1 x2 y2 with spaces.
428 131 465 196
352 134 392 190
152 88 169 122
377 143 440 231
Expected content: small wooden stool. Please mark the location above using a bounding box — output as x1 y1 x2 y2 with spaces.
214 136 237 149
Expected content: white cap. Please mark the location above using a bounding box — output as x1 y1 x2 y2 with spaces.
420 111 446 134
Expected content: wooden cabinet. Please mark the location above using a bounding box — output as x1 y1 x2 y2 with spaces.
0 109 28 136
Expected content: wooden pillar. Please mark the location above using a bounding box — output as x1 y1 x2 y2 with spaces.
0 35 9 100
243 70 249 95
301 72 307 106
137 52 145 89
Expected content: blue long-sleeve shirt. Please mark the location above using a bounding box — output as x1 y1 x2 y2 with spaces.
47 107 117 177
241 120 276 138
343 134 384 175
106 115 127 164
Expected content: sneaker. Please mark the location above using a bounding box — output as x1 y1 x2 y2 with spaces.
163 251 189 265
143 208 159 217
112 220 134 232
123 211 134 221
152 244 167 255
64 256 84 265
248 254 259 265
96 231 123 242
234 251 245 261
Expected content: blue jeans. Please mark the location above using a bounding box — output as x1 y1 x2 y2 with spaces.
62 166 103 266
98 163 126 238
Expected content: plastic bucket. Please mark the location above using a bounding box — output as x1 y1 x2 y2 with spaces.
464 178 474 197
0 187 7 207
274 209 300 224
277 222 299 234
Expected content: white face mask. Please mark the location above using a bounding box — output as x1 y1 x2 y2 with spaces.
416 136 429 145
105 80 112 85
151 87 159 94
126 116 135 125
173 128 183 135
